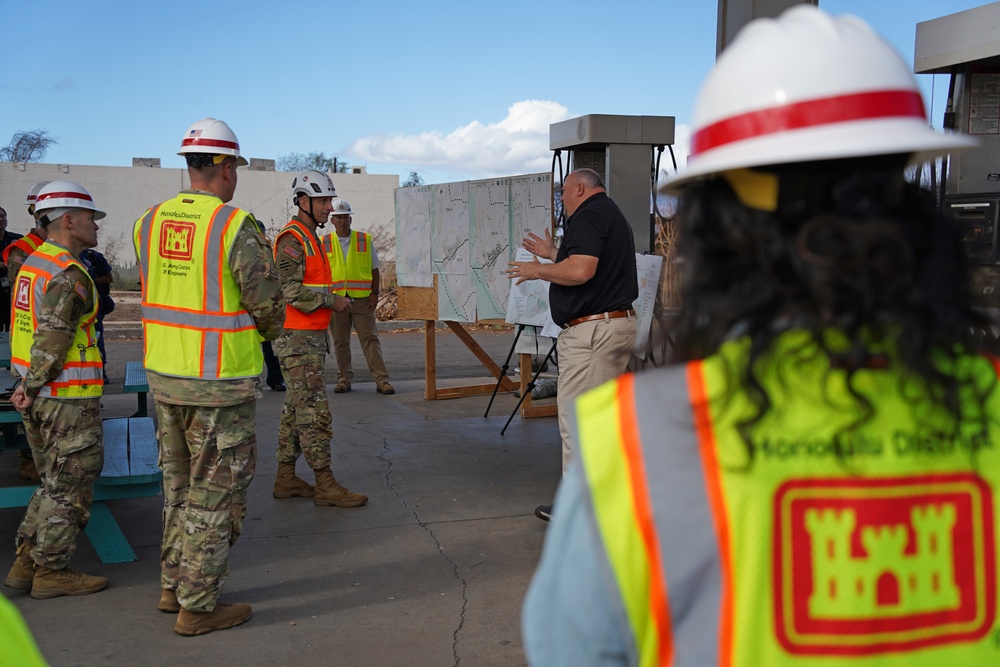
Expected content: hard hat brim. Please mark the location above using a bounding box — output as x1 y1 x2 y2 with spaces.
662 119 978 193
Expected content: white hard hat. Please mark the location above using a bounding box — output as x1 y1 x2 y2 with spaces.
666 6 977 191
33 181 106 221
178 117 249 167
330 198 354 216
25 181 52 208
291 170 337 199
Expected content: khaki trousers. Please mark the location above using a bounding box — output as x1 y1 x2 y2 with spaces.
556 315 636 471
330 298 389 385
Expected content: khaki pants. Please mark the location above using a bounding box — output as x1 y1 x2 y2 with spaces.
556 316 636 471
330 298 389 385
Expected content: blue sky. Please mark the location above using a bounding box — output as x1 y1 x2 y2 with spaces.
1 1 988 185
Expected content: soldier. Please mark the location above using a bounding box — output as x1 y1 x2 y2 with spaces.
0 205 24 333
272 170 367 508
134 118 284 636
326 198 395 396
5 182 51 483
3 180 108 599
4 182 51 286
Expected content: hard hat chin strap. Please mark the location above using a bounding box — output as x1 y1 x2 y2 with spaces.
301 197 325 228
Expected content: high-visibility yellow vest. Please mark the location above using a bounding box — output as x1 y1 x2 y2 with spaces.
276 219 333 330
133 193 262 379
324 231 373 297
10 241 103 398
0 593 47 667
574 330 1000 667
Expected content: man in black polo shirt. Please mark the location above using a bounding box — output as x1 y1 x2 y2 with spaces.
507 168 637 520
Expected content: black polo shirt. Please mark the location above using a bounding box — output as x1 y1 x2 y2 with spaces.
549 192 638 327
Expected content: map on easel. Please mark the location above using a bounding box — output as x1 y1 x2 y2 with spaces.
503 252 662 354
394 173 552 322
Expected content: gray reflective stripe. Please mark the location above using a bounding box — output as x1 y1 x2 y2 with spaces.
204 204 239 313
140 304 255 330
11 362 27 377
204 331 221 377
137 208 156 280
303 285 329 293
631 367 723 667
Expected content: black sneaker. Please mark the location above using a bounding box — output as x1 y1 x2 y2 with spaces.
534 505 552 522
268 382 286 392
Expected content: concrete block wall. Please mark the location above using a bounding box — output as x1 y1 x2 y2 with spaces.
1 163 400 264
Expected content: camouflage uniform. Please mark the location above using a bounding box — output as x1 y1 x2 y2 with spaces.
14 264 104 570
273 222 341 470
138 201 283 613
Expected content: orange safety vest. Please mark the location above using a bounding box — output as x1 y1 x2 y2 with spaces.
276 219 333 330
574 331 1000 667
2 231 43 266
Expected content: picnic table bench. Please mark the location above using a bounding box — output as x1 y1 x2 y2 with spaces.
0 365 161 563
124 361 149 417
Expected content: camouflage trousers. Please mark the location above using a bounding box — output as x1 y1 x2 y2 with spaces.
16 396 103 570
155 399 257 613
276 354 332 470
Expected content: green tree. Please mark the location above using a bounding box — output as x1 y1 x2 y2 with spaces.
0 130 57 163
401 171 424 187
276 151 350 173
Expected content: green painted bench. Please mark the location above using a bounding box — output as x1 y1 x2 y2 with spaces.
0 416 161 564
124 361 149 417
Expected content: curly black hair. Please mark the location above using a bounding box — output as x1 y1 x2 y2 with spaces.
671 155 994 463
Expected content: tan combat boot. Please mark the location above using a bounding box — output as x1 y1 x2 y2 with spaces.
314 468 368 508
174 602 252 636
272 462 315 499
31 566 108 599
158 588 181 613
4 544 36 591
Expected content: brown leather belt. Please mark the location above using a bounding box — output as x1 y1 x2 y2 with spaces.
563 309 635 329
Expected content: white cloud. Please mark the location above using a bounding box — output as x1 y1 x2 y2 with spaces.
347 100 571 179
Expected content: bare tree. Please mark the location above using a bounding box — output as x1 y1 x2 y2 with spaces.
400 171 424 187
0 130 57 163
277 151 350 173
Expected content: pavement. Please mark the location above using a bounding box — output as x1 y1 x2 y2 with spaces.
0 331 561 667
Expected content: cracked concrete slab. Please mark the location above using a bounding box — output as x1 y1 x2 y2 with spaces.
1 336 560 667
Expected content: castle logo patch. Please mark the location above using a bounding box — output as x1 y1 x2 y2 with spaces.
773 474 995 655
159 220 196 261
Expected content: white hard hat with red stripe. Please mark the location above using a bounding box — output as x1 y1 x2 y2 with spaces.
33 180 106 220
178 117 249 167
330 198 354 216
666 6 977 190
25 181 52 208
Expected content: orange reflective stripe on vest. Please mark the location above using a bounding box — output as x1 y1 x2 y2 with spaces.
135 195 262 379
574 332 1000 666
577 376 674 667
325 231 373 297
1 232 42 265
9 241 103 398
277 220 333 330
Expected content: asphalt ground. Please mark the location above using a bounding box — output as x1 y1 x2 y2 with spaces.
0 326 560 667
